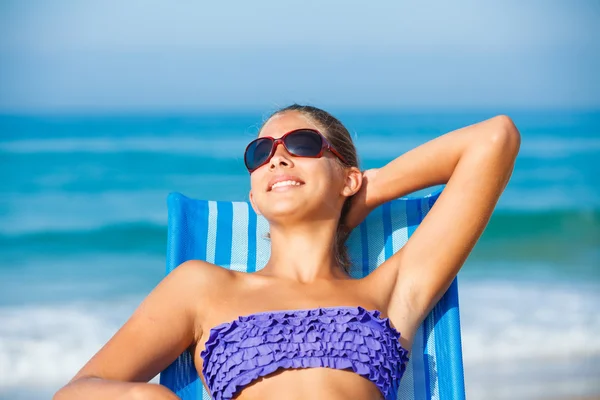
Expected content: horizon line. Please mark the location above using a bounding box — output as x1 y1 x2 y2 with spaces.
1 106 599 117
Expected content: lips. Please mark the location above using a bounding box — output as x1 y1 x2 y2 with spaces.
267 175 305 191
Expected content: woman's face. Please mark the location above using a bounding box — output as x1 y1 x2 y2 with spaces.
248 111 349 225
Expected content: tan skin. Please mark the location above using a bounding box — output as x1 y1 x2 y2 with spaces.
54 111 520 400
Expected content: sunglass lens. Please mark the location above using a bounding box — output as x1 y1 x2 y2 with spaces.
245 138 273 170
285 130 323 157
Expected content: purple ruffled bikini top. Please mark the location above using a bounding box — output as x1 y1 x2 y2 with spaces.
200 306 410 400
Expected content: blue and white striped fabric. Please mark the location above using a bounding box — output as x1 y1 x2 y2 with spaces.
160 188 466 400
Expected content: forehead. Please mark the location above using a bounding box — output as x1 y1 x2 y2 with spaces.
259 111 322 139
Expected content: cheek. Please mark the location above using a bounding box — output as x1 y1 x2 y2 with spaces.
321 160 344 182
249 170 266 190
249 175 263 203
249 188 267 216
310 163 345 194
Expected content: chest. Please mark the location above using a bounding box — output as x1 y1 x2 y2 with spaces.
196 305 409 400
202 277 384 338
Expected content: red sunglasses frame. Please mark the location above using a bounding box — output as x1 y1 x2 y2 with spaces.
244 128 348 173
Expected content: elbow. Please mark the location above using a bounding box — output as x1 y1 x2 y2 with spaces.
488 115 521 157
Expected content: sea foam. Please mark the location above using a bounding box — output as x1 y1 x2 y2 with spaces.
0 280 598 394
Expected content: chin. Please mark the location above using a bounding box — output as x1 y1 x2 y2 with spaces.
258 194 317 222
263 200 307 220
255 186 332 221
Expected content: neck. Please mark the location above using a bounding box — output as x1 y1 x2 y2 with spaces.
259 221 350 283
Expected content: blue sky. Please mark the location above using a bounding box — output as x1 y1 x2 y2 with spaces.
0 1 599 111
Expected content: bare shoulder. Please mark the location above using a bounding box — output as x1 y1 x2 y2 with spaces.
172 259 234 284
170 260 237 303
64 260 236 386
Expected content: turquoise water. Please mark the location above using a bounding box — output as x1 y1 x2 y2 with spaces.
1 110 599 396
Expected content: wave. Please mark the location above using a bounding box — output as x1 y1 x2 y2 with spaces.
479 208 599 245
0 222 167 257
2 183 597 238
3 134 599 160
459 280 600 363
469 209 600 271
0 281 598 391
519 136 600 159
0 136 251 156
1 208 597 252
357 136 600 160
0 298 144 389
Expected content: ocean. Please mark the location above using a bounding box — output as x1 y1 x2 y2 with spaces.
1 110 599 399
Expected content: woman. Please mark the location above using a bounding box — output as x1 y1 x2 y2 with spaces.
54 105 520 400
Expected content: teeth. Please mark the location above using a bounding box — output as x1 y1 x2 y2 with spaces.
271 180 302 190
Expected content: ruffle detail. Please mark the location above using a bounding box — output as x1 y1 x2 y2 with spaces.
200 306 409 400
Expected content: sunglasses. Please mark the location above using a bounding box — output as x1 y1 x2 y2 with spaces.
244 129 348 173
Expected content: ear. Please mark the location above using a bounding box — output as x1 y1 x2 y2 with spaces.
341 167 362 197
249 190 262 215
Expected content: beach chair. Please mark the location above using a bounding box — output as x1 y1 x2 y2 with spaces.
160 188 466 400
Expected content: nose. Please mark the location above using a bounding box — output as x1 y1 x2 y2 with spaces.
269 139 294 169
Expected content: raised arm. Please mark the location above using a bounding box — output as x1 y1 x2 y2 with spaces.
53 261 206 400
373 115 520 328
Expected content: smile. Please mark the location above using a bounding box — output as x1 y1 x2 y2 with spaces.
270 180 303 190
